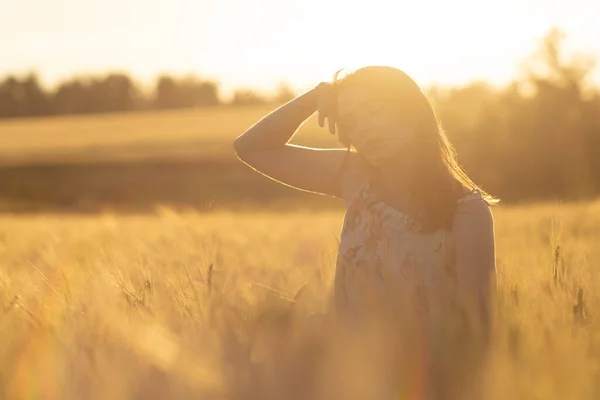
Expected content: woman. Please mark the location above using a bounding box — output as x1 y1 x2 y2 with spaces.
234 66 497 398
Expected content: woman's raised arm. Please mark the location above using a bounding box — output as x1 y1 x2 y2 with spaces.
233 83 352 198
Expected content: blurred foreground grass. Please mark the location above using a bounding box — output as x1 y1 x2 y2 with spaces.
2 200 600 399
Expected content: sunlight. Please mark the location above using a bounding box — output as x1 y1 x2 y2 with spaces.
2 0 600 92
199 0 556 91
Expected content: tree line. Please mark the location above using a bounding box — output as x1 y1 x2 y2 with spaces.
0 29 599 203
434 29 600 202
0 72 295 119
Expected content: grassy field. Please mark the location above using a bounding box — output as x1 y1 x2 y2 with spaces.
0 106 338 166
2 199 600 399
0 107 344 213
2 108 600 398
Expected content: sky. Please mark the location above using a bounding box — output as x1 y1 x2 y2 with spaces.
1 0 599 95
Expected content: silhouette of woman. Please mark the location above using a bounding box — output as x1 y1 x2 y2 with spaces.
234 66 498 399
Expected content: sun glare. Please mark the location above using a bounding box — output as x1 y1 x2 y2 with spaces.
241 0 553 91
2 0 599 92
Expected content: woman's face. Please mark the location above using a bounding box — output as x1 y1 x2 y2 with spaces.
336 86 414 168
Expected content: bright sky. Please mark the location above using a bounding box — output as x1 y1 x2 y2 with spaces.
2 0 599 94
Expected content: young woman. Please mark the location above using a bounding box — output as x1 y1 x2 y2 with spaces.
234 66 497 398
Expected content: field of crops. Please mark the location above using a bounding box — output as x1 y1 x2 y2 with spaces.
0 106 338 166
2 108 600 399
1 199 600 399
0 106 345 214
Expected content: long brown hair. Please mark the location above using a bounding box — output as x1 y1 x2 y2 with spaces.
332 66 499 232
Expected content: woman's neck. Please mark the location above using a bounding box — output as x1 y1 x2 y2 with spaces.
370 168 414 213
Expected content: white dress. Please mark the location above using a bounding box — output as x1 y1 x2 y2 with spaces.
334 180 489 322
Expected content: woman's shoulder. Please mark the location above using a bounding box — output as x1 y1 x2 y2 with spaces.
453 189 494 231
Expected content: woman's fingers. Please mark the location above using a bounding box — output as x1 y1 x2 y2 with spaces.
328 115 336 135
317 96 327 128
316 81 336 134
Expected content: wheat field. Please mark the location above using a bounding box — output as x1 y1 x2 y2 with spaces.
2 108 600 399
0 106 338 166
1 198 600 399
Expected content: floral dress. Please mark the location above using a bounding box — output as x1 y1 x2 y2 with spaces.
333 181 486 323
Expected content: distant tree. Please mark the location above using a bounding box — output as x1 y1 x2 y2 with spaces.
0 76 21 118
181 76 219 107
230 89 268 106
0 74 51 118
434 28 600 201
274 83 296 103
154 75 180 109
51 73 141 115
421 28 600 202
153 75 219 109
90 73 140 112
517 28 598 198
20 74 51 116
523 28 597 93
52 78 91 114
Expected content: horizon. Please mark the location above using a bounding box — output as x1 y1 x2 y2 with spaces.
2 0 600 96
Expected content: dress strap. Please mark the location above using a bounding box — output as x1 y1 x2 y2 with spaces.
457 189 489 205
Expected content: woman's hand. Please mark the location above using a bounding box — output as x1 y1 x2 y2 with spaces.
316 82 338 135
234 81 353 199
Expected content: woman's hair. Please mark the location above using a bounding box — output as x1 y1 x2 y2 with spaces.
331 66 499 232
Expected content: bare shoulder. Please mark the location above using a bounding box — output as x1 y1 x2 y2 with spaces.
453 193 495 232
452 192 496 278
